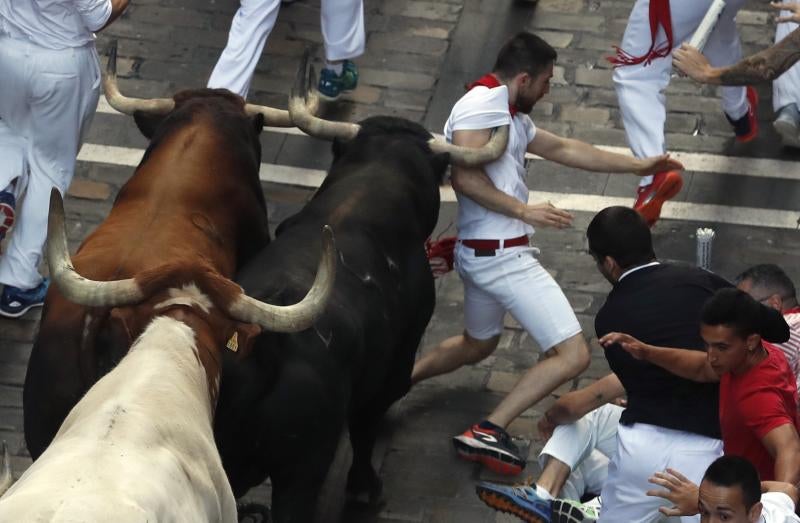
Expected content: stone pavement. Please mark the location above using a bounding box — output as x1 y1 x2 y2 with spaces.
2 0 800 521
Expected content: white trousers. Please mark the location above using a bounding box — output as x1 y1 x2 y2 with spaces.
599 423 723 523
208 0 365 98
539 404 623 501
613 0 748 164
773 16 800 112
0 35 100 289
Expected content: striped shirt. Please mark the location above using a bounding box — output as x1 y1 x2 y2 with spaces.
767 307 800 392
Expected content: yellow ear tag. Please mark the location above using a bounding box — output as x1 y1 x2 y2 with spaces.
226 331 239 352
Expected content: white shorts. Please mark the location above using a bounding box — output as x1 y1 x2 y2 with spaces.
454 243 582 350
598 423 723 523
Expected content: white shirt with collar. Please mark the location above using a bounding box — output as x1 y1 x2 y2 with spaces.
0 0 111 50
445 85 536 241
760 492 800 522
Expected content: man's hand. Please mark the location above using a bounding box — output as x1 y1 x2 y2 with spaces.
773 2 800 23
519 201 574 229
673 43 718 84
599 332 650 360
647 469 700 517
634 154 683 177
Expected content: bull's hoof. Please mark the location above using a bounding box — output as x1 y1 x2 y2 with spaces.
237 501 271 523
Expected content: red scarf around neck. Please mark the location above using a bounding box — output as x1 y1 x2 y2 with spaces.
608 0 673 67
466 73 520 116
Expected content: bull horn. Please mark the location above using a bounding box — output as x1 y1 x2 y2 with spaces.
428 125 510 167
0 441 13 498
245 95 318 128
103 41 175 115
227 225 337 333
289 50 360 141
46 189 145 307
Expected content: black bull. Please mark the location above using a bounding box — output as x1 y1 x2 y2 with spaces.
213 116 448 521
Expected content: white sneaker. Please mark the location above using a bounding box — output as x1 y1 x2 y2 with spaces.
773 104 800 148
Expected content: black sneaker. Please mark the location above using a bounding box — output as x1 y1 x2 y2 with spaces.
452 423 525 475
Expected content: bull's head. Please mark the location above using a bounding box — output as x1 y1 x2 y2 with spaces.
287 50 509 167
103 41 318 135
46 189 336 333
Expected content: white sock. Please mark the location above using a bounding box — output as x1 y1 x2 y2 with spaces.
534 483 554 500
325 61 343 75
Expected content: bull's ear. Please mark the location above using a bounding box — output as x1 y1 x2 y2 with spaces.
251 113 265 134
133 111 167 139
224 323 262 360
431 152 450 183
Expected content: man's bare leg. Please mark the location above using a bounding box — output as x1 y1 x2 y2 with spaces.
411 331 500 384
537 457 572 497
486 333 591 428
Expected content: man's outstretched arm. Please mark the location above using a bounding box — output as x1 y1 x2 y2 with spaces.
674 3 800 85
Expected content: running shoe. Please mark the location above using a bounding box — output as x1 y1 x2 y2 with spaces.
633 170 683 227
726 86 759 143
476 481 552 523
0 190 15 243
453 423 525 475
551 497 600 523
317 60 359 101
773 103 800 148
0 278 49 318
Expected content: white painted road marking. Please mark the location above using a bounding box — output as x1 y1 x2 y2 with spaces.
97 98 800 181
76 143 800 230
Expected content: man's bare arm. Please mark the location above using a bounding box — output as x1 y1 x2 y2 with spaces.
674 27 800 85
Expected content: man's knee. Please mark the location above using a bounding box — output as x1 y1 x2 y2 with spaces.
550 334 591 374
462 332 500 364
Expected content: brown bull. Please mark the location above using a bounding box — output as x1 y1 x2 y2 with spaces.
21 42 319 459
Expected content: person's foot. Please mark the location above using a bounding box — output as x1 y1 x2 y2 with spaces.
0 190 15 243
773 103 800 148
453 422 525 475
632 170 683 227
0 278 49 318
476 481 552 523
726 86 759 143
317 60 359 101
551 498 600 523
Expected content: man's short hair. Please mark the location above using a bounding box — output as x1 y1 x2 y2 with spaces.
586 206 655 270
735 264 797 301
493 32 557 80
702 456 761 510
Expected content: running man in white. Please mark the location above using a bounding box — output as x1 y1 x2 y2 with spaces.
0 0 129 318
612 0 757 225
410 31 682 476
209 0 364 100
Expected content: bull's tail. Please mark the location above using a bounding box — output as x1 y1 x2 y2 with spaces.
0 441 13 498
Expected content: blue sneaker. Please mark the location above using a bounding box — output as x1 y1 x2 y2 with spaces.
476 481 552 523
0 278 49 318
0 191 15 243
317 60 359 101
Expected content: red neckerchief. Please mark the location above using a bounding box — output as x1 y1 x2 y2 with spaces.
466 73 519 116
784 306 800 316
608 0 673 67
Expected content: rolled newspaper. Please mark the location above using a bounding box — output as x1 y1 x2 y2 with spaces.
688 0 727 52
696 228 715 270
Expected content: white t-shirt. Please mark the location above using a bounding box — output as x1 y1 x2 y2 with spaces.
444 85 536 240
760 492 800 523
0 0 111 50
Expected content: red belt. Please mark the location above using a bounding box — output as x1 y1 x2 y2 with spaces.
461 235 528 253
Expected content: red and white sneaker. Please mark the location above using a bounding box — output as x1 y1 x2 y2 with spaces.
726 86 759 143
453 423 525 475
633 170 683 227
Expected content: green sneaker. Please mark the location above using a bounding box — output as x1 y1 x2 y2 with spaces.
551 498 600 523
317 60 359 101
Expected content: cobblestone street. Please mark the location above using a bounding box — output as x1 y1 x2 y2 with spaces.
2 0 800 521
